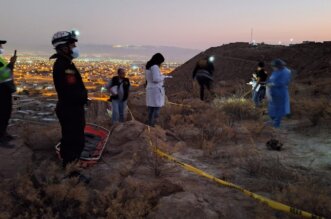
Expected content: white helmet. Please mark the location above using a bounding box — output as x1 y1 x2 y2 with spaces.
52 30 79 48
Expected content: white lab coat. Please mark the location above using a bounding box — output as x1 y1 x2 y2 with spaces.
145 65 165 107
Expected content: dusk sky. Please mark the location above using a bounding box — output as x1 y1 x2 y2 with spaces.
1 0 331 50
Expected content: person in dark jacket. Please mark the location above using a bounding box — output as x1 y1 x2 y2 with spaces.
193 57 215 101
106 68 131 123
50 30 88 168
0 40 17 146
252 61 268 107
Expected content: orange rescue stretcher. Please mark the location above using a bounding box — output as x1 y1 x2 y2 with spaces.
55 123 110 167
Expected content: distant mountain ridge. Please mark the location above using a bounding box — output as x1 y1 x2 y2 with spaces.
8 44 201 62
80 44 201 62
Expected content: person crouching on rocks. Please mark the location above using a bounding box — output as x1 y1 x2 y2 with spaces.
193 57 215 101
145 53 166 127
106 68 131 124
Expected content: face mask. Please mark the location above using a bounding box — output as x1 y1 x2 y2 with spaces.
0 49 4 55
71 47 80 59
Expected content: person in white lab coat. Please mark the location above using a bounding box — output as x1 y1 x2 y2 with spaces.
145 53 166 127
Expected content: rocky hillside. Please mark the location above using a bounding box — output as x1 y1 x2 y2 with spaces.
166 42 331 97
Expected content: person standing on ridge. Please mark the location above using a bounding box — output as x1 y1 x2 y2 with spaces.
192 56 215 101
252 61 268 107
106 68 131 123
145 53 167 127
50 30 88 168
0 40 17 145
266 59 291 128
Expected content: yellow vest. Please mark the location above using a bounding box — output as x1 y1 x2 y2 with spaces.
0 56 12 83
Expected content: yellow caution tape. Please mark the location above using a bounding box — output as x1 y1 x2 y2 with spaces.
146 126 324 219
127 106 135 121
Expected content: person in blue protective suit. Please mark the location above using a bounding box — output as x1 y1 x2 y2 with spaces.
266 59 291 128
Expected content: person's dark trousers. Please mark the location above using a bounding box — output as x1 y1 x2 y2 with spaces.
197 77 212 101
0 85 12 138
56 103 85 168
148 106 161 127
253 87 266 107
258 87 266 106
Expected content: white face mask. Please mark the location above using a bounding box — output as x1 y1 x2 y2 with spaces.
0 49 4 55
71 47 80 59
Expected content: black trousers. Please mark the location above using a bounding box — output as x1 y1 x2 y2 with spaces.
197 77 213 101
56 103 85 167
148 106 161 127
0 85 12 137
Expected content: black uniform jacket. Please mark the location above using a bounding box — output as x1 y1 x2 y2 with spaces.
50 54 88 106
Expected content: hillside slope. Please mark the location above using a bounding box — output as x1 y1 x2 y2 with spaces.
166 42 331 97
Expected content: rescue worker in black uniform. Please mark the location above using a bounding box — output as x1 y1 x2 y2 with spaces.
50 31 88 168
0 40 17 146
192 56 215 101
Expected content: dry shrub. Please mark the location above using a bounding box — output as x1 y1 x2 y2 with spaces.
44 181 90 217
241 152 331 218
86 100 109 124
214 97 260 123
0 161 92 219
174 106 236 154
273 177 331 218
291 98 330 126
104 181 155 219
143 131 178 177
92 177 183 219
0 158 183 219
255 175 331 218
158 104 188 129
156 98 238 157
242 156 296 179
233 82 252 98
22 124 61 151
201 139 219 158
240 154 300 193
144 149 178 178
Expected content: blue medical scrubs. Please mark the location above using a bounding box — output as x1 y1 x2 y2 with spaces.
267 67 291 128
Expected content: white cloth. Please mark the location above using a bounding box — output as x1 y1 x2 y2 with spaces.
255 84 261 92
107 79 125 101
110 86 118 95
247 80 257 90
145 65 165 107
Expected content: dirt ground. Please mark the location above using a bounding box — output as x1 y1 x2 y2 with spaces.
1 94 330 219
1 42 331 218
